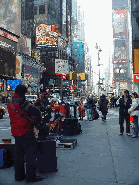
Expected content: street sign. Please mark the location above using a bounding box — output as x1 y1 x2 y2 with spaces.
62 73 67 79
55 59 69 74
68 85 75 93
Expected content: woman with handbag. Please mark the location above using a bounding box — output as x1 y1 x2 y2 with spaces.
128 92 139 138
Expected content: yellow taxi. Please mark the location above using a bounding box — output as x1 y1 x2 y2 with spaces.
0 106 6 119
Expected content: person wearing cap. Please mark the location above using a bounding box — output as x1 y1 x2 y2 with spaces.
7 84 43 182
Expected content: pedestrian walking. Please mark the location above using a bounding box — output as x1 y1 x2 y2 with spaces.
116 90 132 136
128 92 139 138
7 84 43 182
99 94 109 122
85 95 94 121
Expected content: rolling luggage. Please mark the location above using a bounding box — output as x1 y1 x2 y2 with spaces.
93 109 99 120
36 139 58 173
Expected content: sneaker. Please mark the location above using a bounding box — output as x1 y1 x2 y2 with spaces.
132 135 138 138
118 132 123 135
126 133 131 136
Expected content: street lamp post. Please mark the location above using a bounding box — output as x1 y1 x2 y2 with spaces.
95 43 102 99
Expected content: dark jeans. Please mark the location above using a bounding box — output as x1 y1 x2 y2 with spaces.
14 132 37 182
119 114 130 133
133 115 139 136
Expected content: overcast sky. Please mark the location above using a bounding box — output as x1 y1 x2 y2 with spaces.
77 0 113 84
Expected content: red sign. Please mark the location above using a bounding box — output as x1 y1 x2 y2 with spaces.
134 74 139 82
62 73 67 79
0 83 3 87
0 29 18 42
68 85 75 93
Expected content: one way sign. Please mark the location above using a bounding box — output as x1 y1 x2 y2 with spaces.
55 59 69 74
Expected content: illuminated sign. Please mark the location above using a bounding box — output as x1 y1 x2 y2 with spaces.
0 29 18 42
134 74 139 83
0 36 17 52
134 49 139 74
36 24 58 47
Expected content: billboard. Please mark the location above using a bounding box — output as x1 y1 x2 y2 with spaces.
134 49 139 74
7 80 22 90
113 10 127 38
17 35 31 56
0 48 16 77
36 24 58 47
114 66 128 81
72 42 85 72
16 54 22 80
0 0 21 36
114 39 128 63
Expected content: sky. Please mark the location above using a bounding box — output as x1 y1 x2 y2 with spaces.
77 0 113 85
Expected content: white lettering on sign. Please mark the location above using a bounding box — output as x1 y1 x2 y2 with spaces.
55 59 69 74
0 40 14 50
0 29 18 42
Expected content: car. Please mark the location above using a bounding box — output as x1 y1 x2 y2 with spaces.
0 106 6 119
25 95 38 104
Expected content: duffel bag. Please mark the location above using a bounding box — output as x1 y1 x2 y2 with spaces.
0 149 14 169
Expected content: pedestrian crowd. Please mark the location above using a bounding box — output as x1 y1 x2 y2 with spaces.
1 83 138 183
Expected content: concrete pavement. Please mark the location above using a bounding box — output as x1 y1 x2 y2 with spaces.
0 107 139 185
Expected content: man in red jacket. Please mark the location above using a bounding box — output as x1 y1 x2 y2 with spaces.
7 84 42 182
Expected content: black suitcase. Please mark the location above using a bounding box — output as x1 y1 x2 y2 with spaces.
63 118 82 135
36 140 58 173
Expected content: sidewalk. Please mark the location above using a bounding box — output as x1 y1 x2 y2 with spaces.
0 108 139 185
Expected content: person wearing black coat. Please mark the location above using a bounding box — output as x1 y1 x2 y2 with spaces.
99 94 109 121
116 90 132 135
34 92 51 137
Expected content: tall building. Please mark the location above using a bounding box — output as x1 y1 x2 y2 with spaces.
131 0 139 93
77 6 85 42
0 0 21 90
112 0 132 96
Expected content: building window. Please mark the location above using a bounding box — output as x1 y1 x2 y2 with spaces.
39 5 45 14
34 6 37 15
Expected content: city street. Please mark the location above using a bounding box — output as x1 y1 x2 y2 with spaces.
0 104 139 185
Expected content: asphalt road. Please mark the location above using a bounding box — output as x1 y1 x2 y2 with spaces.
0 103 139 185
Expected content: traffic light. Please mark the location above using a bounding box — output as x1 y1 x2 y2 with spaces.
21 72 24 78
69 72 77 80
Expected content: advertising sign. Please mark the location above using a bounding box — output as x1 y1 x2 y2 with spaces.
114 63 128 81
16 54 22 80
134 49 139 74
36 24 58 47
72 42 85 72
7 80 22 91
0 0 21 36
55 59 69 74
114 39 128 63
132 12 139 41
134 74 139 83
0 36 17 52
0 48 16 77
113 10 127 38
